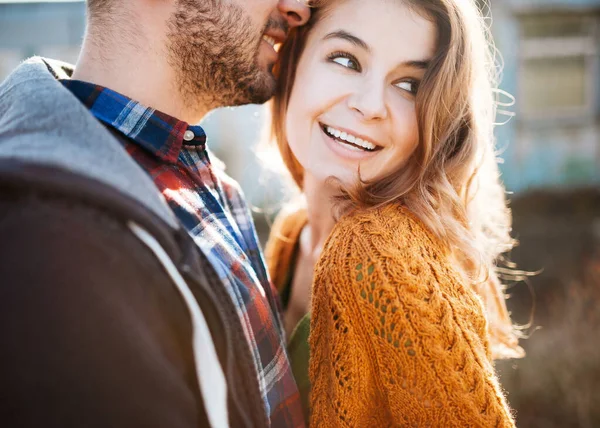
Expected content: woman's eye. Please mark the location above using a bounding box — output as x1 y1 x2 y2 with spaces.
330 54 361 71
394 80 418 95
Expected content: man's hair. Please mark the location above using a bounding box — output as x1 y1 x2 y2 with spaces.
87 0 114 20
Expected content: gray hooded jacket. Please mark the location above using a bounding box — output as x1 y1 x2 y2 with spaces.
0 58 267 428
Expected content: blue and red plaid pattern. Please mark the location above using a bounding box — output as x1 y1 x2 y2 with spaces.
62 79 305 428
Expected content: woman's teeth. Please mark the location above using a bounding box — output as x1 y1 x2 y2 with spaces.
325 126 377 151
262 35 276 47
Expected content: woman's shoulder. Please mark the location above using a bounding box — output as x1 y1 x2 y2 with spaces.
314 203 492 365
317 203 485 335
325 203 447 263
311 207 511 428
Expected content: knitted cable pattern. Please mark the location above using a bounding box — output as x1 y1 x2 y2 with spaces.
309 204 516 427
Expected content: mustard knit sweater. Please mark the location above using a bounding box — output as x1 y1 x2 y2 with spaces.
267 203 516 427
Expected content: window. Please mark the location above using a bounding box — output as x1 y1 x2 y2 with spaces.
518 13 599 120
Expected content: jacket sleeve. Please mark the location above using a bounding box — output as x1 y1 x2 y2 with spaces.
308 212 516 427
0 195 210 427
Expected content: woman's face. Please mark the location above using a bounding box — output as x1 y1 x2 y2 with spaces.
285 0 436 186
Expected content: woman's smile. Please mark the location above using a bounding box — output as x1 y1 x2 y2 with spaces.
318 121 383 161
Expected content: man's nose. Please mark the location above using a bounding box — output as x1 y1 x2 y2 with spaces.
278 0 311 28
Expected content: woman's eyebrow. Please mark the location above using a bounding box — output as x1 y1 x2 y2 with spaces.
323 30 431 70
403 60 430 70
323 30 370 52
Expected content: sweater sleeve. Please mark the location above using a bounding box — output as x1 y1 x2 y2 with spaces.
309 208 516 427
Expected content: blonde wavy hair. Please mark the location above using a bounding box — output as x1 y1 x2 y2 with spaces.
270 0 523 359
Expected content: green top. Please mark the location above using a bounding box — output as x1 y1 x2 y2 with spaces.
287 313 311 421
280 242 312 423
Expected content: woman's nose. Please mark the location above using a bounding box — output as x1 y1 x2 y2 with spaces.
347 81 389 122
278 0 311 28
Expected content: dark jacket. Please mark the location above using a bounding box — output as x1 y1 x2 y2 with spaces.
0 58 267 428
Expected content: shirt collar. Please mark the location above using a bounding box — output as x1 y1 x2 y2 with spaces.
61 79 207 164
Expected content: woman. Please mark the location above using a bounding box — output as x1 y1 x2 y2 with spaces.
266 0 524 426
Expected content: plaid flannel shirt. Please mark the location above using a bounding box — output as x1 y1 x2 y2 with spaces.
62 79 305 428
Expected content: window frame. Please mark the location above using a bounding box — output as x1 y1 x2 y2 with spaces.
516 11 600 124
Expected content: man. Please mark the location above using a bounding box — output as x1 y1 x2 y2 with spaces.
0 0 310 427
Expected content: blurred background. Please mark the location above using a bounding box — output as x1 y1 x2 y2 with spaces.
1 0 599 426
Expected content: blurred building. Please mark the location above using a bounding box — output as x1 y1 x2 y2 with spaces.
491 0 600 192
1 0 598 198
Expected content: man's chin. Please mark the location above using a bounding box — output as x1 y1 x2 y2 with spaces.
234 70 277 106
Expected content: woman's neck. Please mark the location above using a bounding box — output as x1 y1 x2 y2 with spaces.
302 173 338 258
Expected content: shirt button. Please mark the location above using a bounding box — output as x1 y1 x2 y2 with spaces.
183 130 195 141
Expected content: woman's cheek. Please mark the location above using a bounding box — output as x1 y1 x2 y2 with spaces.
391 98 419 144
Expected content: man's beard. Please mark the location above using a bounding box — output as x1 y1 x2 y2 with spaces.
167 0 281 113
